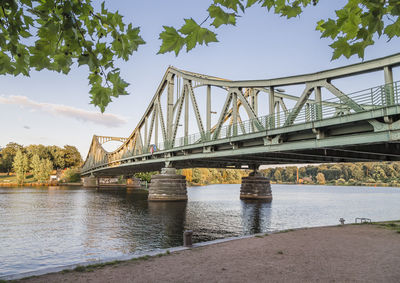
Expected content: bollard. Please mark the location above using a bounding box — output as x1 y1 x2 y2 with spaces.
183 230 193 247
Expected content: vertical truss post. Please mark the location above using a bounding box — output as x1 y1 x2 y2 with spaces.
137 132 143 155
228 117 232 137
305 103 310 122
176 76 180 101
207 85 211 140
232 91 238 136
250 89 258 116
184 84 189 145
167 74 175 147
171 84 186 147
384 66 394 106
155 107 159 148
144 116 148 151
269 86 275 129
250 89 257 133
276 101 280 127
315 86 322 120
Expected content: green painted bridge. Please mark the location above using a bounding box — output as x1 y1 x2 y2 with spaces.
81 53 400 178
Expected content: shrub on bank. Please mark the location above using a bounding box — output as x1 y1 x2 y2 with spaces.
60 168 81 183
335 178 346 185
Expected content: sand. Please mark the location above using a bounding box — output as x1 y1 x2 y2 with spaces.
18 224 400 283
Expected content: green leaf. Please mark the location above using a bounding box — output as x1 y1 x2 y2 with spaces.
214 0 245 13
280 5 302 19
107 71 129 96
53 53 72 74
90 83 112 113
0 52 14 75
158 26 185 56
261 0 275 10
246 0 260 8
330 37 352 60
179 18 218 52
385 18 400 39
340 7 361 39
88 72 102 85
78 54 90 66
317 19 339 39
208 4 237 28
179 18 199 35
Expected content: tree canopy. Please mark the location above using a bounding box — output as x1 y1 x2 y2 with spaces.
1 0 145 112
0 142 82 173
261 161 400 185
1 0 399 111
12 149 29 184
160 0 400 60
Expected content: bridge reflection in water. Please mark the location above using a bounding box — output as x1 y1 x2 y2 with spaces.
241 201 272 235
84 188 271 247
81 54 400 202
147 201 187 248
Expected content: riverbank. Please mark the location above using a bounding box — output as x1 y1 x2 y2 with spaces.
13 222 400 283
271 181 400 187
0 182 82 187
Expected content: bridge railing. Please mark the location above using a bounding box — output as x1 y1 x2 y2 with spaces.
153 81 400 151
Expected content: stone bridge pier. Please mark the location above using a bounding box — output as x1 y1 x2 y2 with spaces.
147 166 271 202
240 170 272 201
83 175 98 188
148 167 187 201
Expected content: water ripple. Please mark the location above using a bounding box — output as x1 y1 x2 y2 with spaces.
0 184 399 276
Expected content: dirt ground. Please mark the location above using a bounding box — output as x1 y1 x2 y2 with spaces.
18 224 400 283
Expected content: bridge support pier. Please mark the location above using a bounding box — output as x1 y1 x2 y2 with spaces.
148 168 187 201
240 171 272 201
83 175 98 188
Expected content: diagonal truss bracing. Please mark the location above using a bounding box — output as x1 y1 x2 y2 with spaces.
82 53 400 175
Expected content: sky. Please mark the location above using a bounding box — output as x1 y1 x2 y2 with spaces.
0 0 399 158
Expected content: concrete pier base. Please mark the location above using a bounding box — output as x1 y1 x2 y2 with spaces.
240 172 272 201
148 168 187 201
126 177 141 189
82 176 98 188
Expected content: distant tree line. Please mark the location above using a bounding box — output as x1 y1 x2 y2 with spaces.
133 168 248 186
179 168 248 186
0 142 82 175
261 162 400 185
134 163 400 187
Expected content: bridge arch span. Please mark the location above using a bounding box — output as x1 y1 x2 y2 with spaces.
82 53 400 177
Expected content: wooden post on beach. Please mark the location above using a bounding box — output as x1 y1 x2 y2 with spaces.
183 230 193 247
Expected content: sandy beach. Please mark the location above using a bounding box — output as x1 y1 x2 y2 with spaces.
17 223 400 283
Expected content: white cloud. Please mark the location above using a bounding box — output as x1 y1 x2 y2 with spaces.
0 95 127 127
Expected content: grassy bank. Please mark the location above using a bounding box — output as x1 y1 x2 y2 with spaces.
0 174 82 187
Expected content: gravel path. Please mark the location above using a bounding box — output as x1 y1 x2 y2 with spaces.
18 224 400 283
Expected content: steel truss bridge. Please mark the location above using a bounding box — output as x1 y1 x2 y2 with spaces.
82 53 400 177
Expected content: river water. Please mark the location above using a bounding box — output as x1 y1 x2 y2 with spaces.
1 184 399 277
